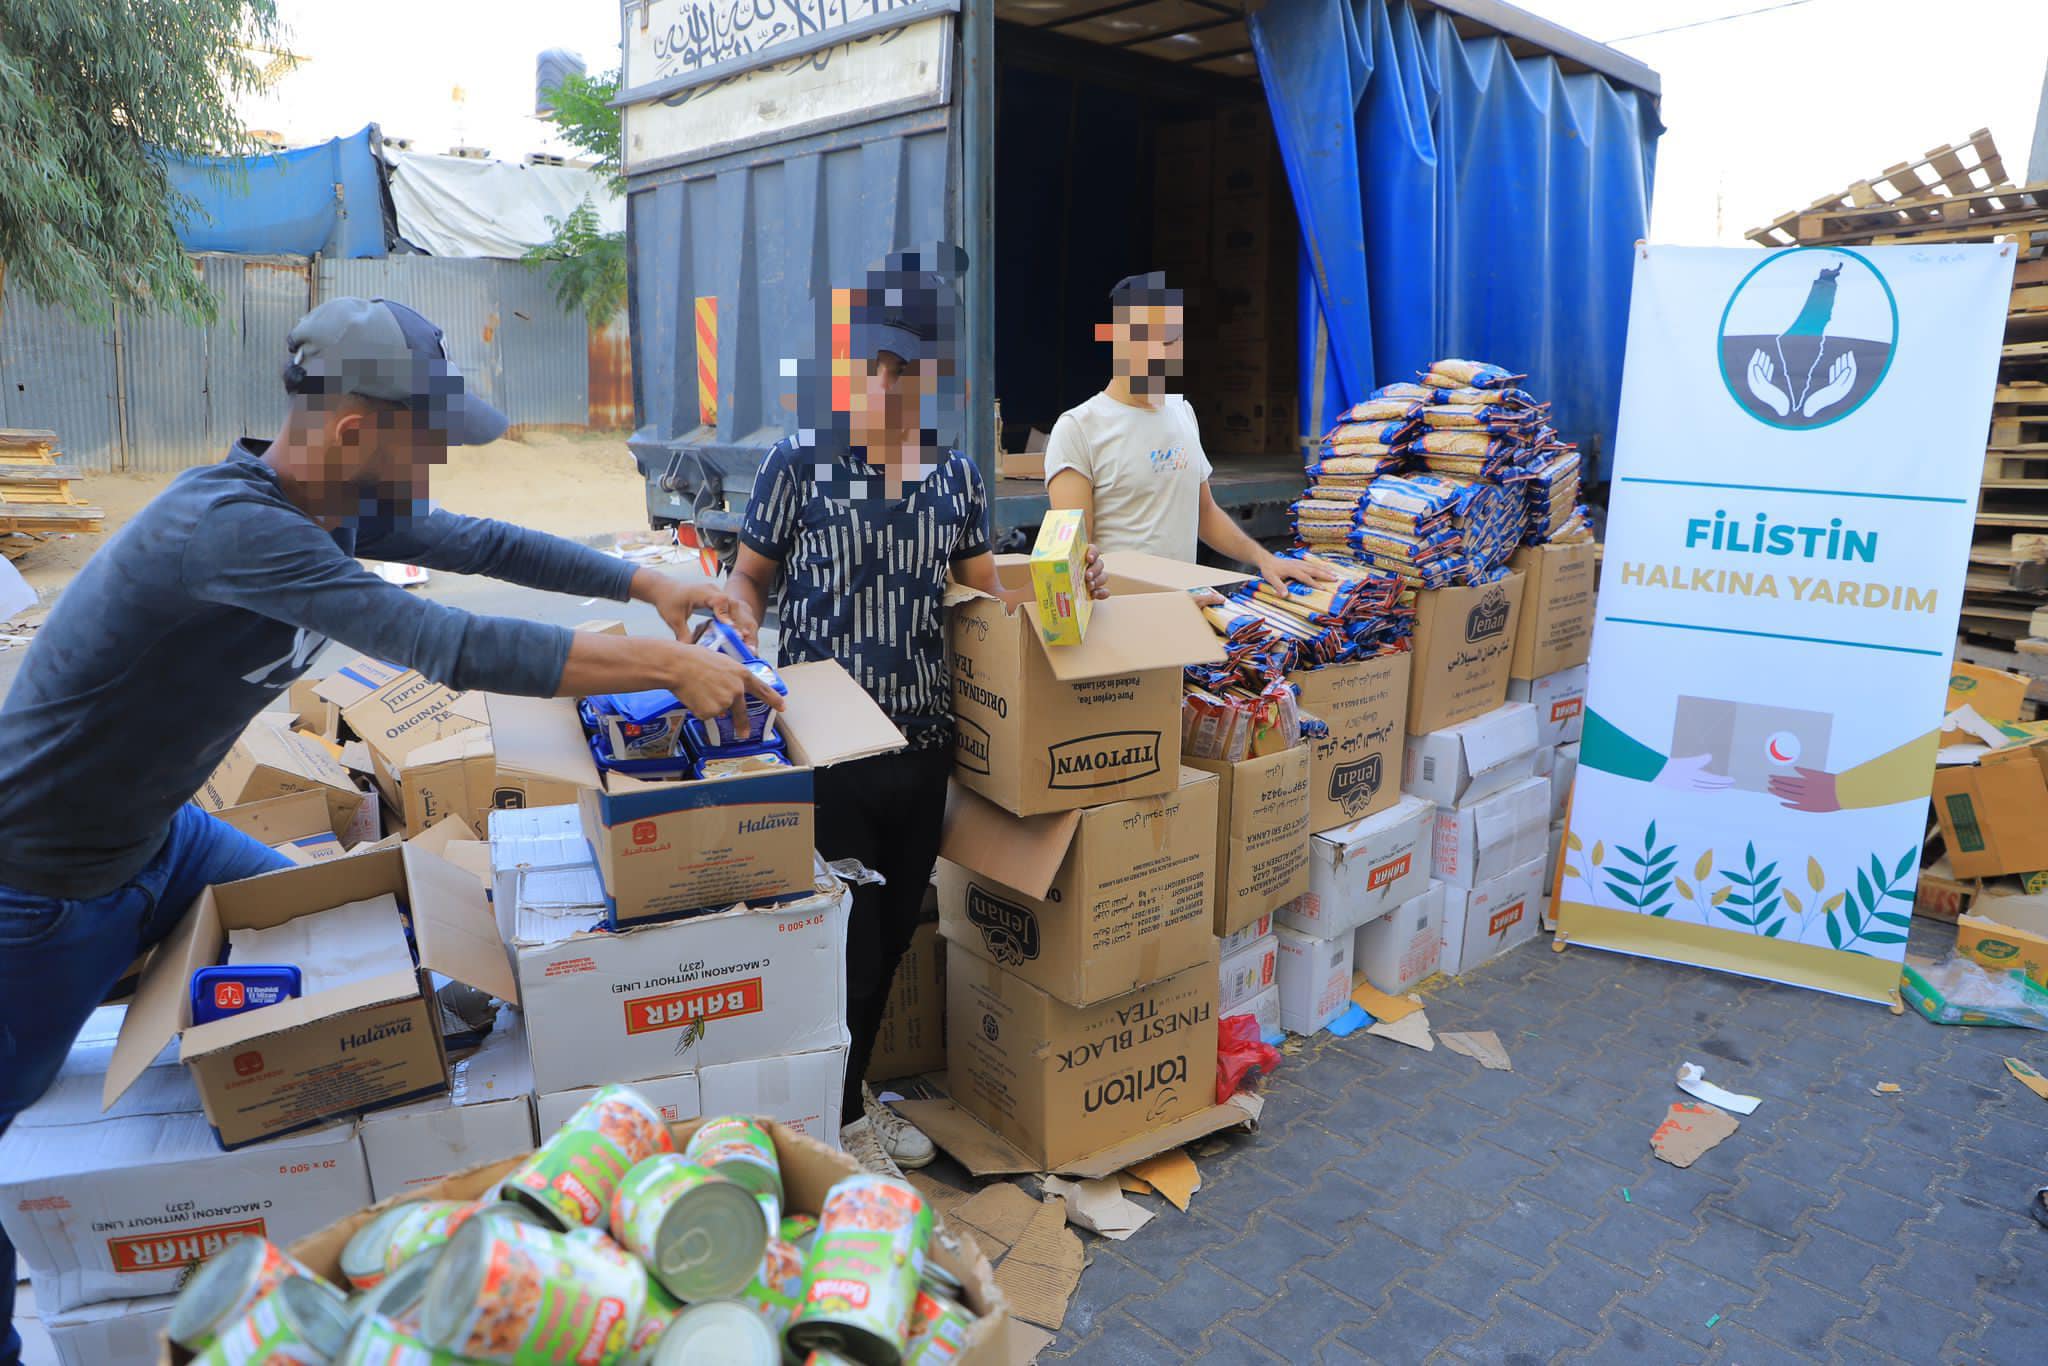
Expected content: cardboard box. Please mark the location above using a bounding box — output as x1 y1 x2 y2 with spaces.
1185 744 1312 935
275 831 347 865
511 866 852 1096
1219 933 1278 1014
1408 575 1524 733
45 1294 176 1366
1947 662 2029 724
1290 651 1412 832
288 676 339 742
1401 703 1541 809
1239 983 1282 1040
488 662 903 925
1441 859 1544 975
1354 883 1445 995
1507 666 1588 748
947 553 1231 817
1029 508 1093 646
699 1047 848 1144
947 946 1218 1171
937 770 1219 1006
1955 912 2048 990
313 656 490 807
356 1012 538 1202
1433 777 1550 890
1275 924 1352 1035
997 449 1046 481
0 1024 369 1312
1219 913 1272 958
1932 741 2048 879
104 845 513 1149
1276 794 1434 939
538 1071 703 1134
1551 743 1580 825
1509 542 1597 680
487 804 604 938
395 728 581 841
871 917 947 1081
195 716 365 838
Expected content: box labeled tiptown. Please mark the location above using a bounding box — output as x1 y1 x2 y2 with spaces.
313 654 490 811
1509 541 1596 681
1277 794 1434 940
1290 651 1412 833
1029 507 1094 646
1354 883 1445 995
1408 574 1524 734
1185 744 1312 935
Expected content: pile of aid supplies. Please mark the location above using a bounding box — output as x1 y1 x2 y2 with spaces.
581 622 793 778
161 1088 981 1365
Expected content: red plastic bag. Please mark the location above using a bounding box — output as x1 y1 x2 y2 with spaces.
1216 1014 1282 1103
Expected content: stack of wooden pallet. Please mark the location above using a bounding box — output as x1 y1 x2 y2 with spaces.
1749 130 2048 713
0 428 103 560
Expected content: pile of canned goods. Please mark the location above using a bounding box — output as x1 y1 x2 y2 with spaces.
162 1085 979 1365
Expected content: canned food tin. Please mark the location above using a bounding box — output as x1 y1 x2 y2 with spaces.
347 1250 436 1329
505 1084 673 1231
902 1285 975 1365
417 1215 650 1363
683 1116 785 1230
620 1295 680 1366
341 1202 425 1291
738 1236 806 1332
803 1352 868 1366
335 1311 475 1365
608 1153 767 1302
189 1276 354 1366
380 1200 477 1273
785 1175 934 1365
167 1236 325 1352
780 1213 821 1247
650 1301 783 1366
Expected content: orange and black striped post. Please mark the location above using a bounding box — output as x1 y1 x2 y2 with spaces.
694 294 718 429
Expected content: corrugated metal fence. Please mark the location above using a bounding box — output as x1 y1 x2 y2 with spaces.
0 253 630 472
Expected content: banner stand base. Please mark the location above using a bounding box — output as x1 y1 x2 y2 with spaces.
1554 902 1901 1008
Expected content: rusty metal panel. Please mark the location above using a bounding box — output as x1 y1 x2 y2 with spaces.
588 312 634 430
0 283 121 472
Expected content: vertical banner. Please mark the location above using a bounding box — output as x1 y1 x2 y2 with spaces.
1558 244 2015 1003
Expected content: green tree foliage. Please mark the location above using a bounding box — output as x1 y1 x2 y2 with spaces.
527 69 626 325
0 1 280 324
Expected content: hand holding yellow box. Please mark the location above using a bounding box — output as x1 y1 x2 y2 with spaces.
1030 508 1093 646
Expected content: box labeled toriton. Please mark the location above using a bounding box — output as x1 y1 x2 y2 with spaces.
872 916 947 1081
1185 744 1311 935
937 770 1219 1006
1433 777 1550 890
1275 925 1353 1035
1289 651 1411 833
1029 508 1094 646
1932 741 2048 879
1354 883 1445 995
948 551 1233 816
195 716 364 838
1441 858 1544 975
1408 575 1524 733
356 1011 539 1202
947 946 1218 1170
103 844 514 1149
1219 933 1278 1014
1401 703 1541 809
1276 794 1434 940
1506 665 1588 748
1509 542 1596 680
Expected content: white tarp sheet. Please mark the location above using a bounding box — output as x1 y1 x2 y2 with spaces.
387 152 624 260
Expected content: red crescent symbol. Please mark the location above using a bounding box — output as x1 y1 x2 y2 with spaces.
1768 740 1792 762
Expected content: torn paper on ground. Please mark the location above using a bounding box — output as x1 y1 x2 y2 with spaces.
1042 1175 1152 1241
1367 1008 1435 1051
2005 1057 2048 1102
1125 1150 1200 1212
1675 1062 1761 1115
951 1182 1042 1256
226 893 413 995
1351 981 1424 1022
994 1197 1086 1330
1650 1101 1740 1167
1440 1030 1512 1070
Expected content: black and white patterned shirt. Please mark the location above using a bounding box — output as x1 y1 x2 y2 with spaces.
740 436 991 747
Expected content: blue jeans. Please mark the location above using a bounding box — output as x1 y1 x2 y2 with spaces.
0 805 289 1364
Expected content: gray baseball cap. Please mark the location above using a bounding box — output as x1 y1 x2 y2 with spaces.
284 296 509 445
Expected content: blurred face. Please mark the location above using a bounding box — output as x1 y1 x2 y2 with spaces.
849 349 939 460
299 393 450 513
1102 303 1185 396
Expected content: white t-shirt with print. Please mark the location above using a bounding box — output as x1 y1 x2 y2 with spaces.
1042 391 1213 562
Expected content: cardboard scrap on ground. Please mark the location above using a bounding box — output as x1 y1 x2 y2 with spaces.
993 1197 1087 1331
907 1169 969 1220
1650 1101 1740 1168
1006 1323 1056 1366
1440 1030 1512 1070
1042 1175 1153 1241
1367 1008 1435 1051
1871 1082 1903 1097
1351 981 1423 1021
1676 1061 1761 1115
2005 1057 2048 1102
950 1181 1041 1256
1125 1150 1200 1212
1117 1173 1154 1196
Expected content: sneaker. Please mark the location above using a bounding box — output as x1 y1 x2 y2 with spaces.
838 1116 905 1179
863 1084 936 1169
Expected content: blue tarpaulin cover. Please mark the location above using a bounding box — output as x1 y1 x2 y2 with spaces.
165 125 387 259
1249 0 1660 479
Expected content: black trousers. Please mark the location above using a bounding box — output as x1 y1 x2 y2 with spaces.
812 745 953 1117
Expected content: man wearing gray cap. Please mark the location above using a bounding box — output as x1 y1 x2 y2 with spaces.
0 296 777 1357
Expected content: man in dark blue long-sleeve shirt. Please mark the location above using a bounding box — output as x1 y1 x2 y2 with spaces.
0 297 780 1360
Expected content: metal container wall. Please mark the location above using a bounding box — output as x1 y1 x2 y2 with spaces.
496 262 593 430
0 288 120 472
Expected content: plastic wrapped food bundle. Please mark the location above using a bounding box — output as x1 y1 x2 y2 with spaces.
1421 357 1525 390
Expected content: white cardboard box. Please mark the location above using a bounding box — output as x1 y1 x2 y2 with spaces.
1275 925 1353 1035
1218 913 1272 959
1276 794 1434 940
487 804 605 941
44 1293 176 1366
1544 823 1567 930
1241 983 1282 1041
1432 777 1550 889
1441 859 1545 975
0 1024 369 1313
1400 703 1540 809
1507 665 1588 748
1551 743 1580 825
1219 933 1278 1014
357 1011 539 1202
1353 883 1446 996
699 1047 847 1144
538 1070 703 1135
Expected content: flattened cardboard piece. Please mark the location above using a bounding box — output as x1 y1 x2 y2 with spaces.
438 839 494 889
952 1182 1042 1251
779 659 912 767
211 789 335 847
1125 1150 1199 1212
906 1169 970 1220
403 843 520 1005
940 781 1082 901
1439 1030 1511 1070
406 813 479 859
897 1094 1259 1180
1366 1010 1435 1051
993 1197 1085 1331
1041 1175 1152 1240
2004 1057 2048 1102
1349 981 1422 1022
1650 1101 1739 1167
1006 1323 1056 1366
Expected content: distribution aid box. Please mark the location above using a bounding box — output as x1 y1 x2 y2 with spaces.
103 845 514 1149
195 715 364 837
1441 859 1544 975
1932 739 2048 879
947 551 1232 817
1433 777 1550 890
535 1047 848 1144
1506 665 1588 748
45 1295 175 1366
355 1011 538 1202
1185 744 1312 934
538 1072 700 1134
1947 661 2028 724
1509 541 1597 681
937 770 1219 1005
313 655 490 809
1219 933 1278 1014
1275 925 1352 1034
946 946 1218 1170
1289 651 1411 832
871 917 948 1081
1955 913 2048 990
392 727 581 841
1354 883 1445 995
1408 575 1524 733
1277 794 1433 939
488 661 903 925
1402 703 1541 809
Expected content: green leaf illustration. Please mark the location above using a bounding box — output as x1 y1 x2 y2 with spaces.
1894 848 1917 882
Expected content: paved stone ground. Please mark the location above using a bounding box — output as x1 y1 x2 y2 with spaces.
1046 920 2048 1363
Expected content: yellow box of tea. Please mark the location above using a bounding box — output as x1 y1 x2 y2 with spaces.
1030 508 1093 646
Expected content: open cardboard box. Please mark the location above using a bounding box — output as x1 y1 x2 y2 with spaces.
194 716 364 838
314 655 491 811
1184 744 1312 936
1932 738 2048 879
489 660 904 925
104 845 516 1149
946 551 1234 817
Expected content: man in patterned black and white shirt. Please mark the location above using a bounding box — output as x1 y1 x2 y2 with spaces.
729 251 1107 1169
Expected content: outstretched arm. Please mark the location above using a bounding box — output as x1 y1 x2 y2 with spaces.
1198 482 1336 588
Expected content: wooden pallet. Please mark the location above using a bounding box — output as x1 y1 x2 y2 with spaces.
1746 130 2012 247
0 432 103 538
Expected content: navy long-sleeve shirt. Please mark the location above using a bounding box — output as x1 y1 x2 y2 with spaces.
0 441 635 898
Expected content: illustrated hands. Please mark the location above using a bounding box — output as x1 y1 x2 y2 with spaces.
1768 766 1842 812
1261 552 1340 590
1802 351 1857 418
1747 349 1791 418
1654 753 1734 793
1083 545 1110 600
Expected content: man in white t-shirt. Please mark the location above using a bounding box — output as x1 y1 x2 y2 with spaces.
1044 272 1330 589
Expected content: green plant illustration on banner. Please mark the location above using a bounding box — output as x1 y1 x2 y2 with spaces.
1820 846 1917 951
1601 821 1676 916
1717 842 1787 937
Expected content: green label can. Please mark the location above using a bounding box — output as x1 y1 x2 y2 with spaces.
779 1213 821 1248
608 1153 767 1302
786 1175 934 1365
335 1312 476 1365
506 1086 673 1231
189 1277 354 1366
167 1236 327 1353
341 1202 426 1292
903 1285 975 1364
650 1301 784 1366
683 1116 785 1229
418 1218 653 1364
737 1237 806 1332
380 1200 477 1275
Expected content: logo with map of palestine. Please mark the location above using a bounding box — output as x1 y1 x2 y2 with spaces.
1718 247 1897 430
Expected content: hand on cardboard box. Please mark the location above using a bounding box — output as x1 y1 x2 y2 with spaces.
1654 753 1734 794
1768 767 1841 813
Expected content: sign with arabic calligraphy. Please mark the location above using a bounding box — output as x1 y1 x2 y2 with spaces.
622 0 952 94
